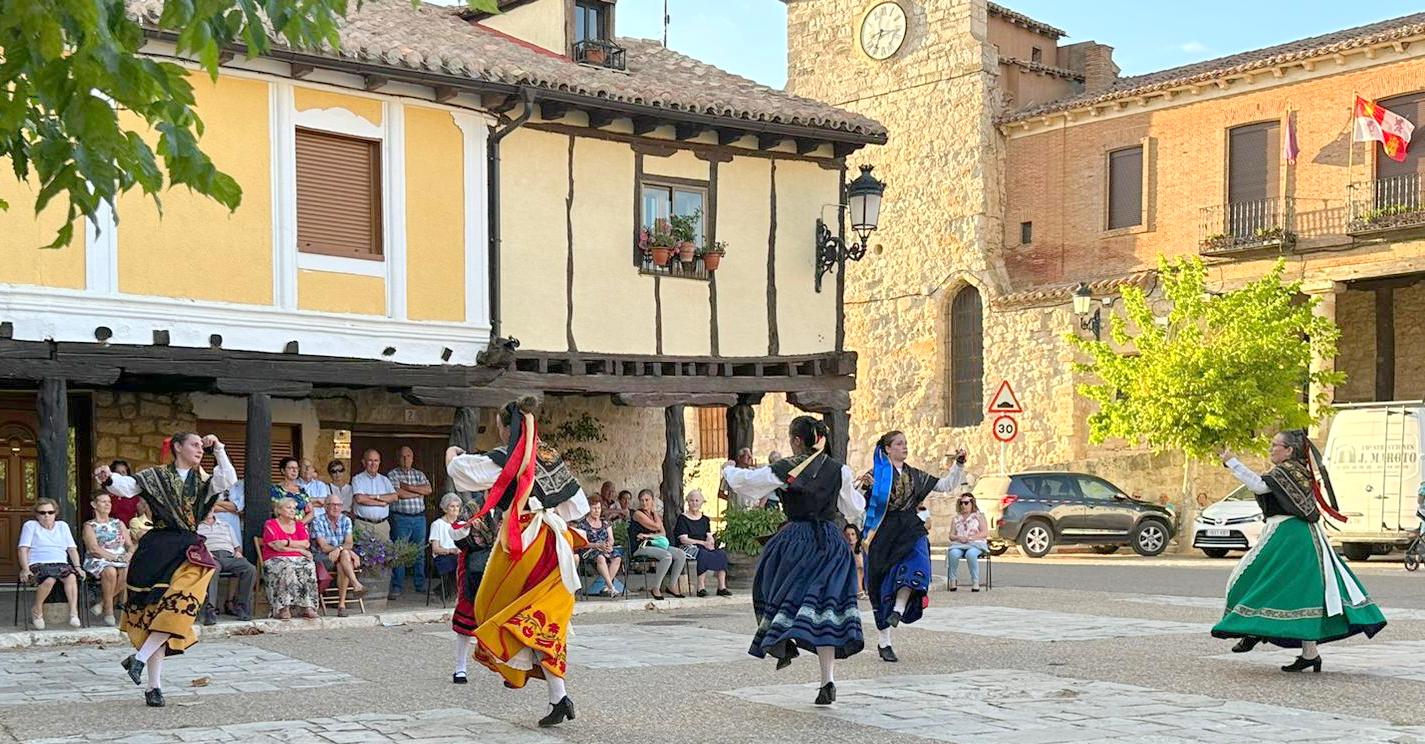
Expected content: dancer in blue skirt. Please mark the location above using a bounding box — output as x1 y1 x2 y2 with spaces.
722 415 864 705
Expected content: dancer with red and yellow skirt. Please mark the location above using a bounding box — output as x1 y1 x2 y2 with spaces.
445 397 588 728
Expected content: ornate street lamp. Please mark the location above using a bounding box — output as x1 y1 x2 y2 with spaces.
815 164 886 293
1072 281 1102 341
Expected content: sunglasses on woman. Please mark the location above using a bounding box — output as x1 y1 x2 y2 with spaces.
36 509 56 515
958 500 972 505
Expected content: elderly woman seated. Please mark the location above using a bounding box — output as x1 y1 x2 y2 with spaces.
428 493 464 581
261 497 319 620
18 498 84 629
675 489 731 597
576 500 623 596
82 492 133 626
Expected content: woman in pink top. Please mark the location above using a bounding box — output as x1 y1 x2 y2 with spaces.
945 493 990 592
261 498 319 620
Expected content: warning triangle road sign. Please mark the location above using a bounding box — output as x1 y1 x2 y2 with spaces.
987 380 1023 414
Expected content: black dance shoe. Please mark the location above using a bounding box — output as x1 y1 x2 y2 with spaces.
538 696 576 727
121 655 144 686
814 682 836 705
144 688 165 707
1281 655 1322 673
452 672 467 685
775 654 793 670
886 611 902 628
878 646 899 663
1231 637 1260 653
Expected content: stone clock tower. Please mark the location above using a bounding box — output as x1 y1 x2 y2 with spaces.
784 0 1009 469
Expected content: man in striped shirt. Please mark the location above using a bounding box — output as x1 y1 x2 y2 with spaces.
388 446 432 597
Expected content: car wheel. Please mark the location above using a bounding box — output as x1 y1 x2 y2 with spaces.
1201 548 1230 559
1342 543 1372 562
1018 520 1054 558
1130 520 1169 557
1090 545 1119 555
988 544 1010 557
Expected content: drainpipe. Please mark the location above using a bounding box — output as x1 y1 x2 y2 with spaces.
487 89 537 340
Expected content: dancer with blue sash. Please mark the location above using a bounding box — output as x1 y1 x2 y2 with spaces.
859 431 966 662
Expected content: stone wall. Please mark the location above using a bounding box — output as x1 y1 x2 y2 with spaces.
93 392 198 469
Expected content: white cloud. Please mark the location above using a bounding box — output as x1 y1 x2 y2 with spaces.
1178 41 1209 54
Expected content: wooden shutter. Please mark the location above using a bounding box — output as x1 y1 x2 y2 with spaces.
295 128 383 259
696 407 727 459
197 421 300 481
1107 146 1143 229
1227 122 1279 205
947 286 985 427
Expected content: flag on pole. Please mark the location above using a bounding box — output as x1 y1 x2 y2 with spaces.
1283 108 1300 165
1354 96 1415 162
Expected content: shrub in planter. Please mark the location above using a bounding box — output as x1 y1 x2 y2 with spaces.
640 220 677 267
700 240 727 271
669 210 701 263
352 529 423 580
721 503 785 556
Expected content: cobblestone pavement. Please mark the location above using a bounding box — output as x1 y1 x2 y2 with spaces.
911 605 1212 640
1115 594 1425 621
1212 640 1425 683
25 709 562 744
0 642 352 706
721 670 1425 743
426 621 752 668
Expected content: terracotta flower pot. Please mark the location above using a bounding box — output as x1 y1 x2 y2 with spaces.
703 253 722 271
651 247 673 266
678 241 696 263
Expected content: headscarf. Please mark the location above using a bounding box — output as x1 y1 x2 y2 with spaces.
863 444 893 537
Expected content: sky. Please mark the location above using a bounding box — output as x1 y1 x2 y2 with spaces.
438 1 1425 90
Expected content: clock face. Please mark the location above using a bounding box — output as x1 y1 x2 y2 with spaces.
860 2 907 61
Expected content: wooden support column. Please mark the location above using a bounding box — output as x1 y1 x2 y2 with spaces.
726 396 756 460
660 405 686 536
242 393 272 563
788 390 851 463
825 408 850 464
36 379 71 525
447 406 480 497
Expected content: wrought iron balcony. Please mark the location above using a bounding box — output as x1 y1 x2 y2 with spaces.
1199 196 1296 256
1347 173 1425 236
573 39 626 71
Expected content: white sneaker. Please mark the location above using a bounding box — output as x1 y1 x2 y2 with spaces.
89 603 103 617
103 615 116 627
31 615 44 630
68 615 81 628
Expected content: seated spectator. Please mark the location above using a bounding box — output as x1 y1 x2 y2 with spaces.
327 459 353 512
81 492 132 626
270 456 314 523
946 494 990 592
128 499 153 542
842 523 867 600
196 512 256 622
429 493 463 579
299 459 332 505
605 489 631 522
576 500 623 596
674 489 730 597
261 498 319 620
17 498 82 629
630 489 687 600
311 494 363 616
106 459 139 525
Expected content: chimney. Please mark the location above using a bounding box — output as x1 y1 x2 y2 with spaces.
1061 41 1119 95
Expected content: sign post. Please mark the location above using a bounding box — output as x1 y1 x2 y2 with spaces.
987 381 1023 475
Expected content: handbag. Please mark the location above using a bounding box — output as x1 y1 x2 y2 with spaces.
646 535 670 550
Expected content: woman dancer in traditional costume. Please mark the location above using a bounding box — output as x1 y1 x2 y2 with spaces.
721 415 864 706
445 398 588 728
858 432 967 662
93 432 236 707
1215 429 1387 671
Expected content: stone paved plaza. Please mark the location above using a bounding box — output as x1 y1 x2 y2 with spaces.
3 559 1424 744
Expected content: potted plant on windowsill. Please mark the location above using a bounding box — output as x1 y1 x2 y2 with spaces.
640 219 676 267
351 529 423 610
700 240 727 271
669 209 702 265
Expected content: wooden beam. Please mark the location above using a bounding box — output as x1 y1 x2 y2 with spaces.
659 405 686 537
541 101 570 120
787 390 852 413
482 93 518 113
290 63 315 79
215 378 314 397
587 110 618 129
449 407 480 463
242 394 272 564
218 50 235 65
613 393 737 407
674 123 704 141
363 74 390 91
37 379 71 524
631 116 659 135
726 398 755 461
434 85 460 103
757 133 784 150
497 370 853 395
832 142 858 158
716 129 742 145
795 139 820 156
403 386 543 409
0 360 120 385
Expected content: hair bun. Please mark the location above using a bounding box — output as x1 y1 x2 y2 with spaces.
516 395 540 415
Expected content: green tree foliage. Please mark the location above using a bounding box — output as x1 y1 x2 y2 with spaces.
1069 256 1345 462
0 0 497 248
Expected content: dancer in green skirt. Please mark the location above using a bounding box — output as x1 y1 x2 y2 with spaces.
1215 429 1387 672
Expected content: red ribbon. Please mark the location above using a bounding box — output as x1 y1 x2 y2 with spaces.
160 436 174 463
470 412 540 560
1307 458 1347 523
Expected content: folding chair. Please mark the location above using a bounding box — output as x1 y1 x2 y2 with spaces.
944 547 993 591
424 544 456 608
12 569 90 629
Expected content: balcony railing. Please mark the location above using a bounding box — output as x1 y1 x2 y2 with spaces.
1347 172 1425 235
573 39 626 71
1199 196 1296 256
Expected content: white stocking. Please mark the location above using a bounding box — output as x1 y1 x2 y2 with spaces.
1302 641 1319 659
893 587 911 614
816 646 836 685
135 632 171 664
453 634 472 675
878 627 893 649
145 650 164 691
546 674 567 704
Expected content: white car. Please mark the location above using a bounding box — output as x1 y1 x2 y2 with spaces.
1193 486 1265 558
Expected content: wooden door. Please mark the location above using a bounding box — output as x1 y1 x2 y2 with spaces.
0 416 40 580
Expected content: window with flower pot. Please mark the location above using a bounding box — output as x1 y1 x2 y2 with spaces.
636 175 720 278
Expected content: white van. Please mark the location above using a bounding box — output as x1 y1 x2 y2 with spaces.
1321 402 1425 561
